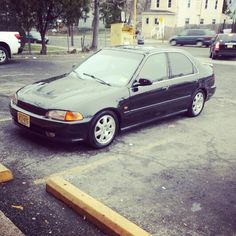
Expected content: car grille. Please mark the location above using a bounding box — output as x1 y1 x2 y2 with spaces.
17 100 47 116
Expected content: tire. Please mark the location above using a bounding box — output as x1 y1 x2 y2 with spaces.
211 52 217 60
170 40 177 46
88 110 118 148
0 46 9 65
187 90 205 117
196 41 203 47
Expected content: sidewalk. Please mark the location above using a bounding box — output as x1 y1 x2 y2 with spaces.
0 210 24 236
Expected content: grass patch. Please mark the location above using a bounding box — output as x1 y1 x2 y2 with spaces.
23 43 68 54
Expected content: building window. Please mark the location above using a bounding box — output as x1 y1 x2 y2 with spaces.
155 18 159 24
200 18 204 24
156 0 160 7
215 0 218 9
168 0 172 8
205 0 208 9
212 19 216 24
187 0 191 8
146 17 149 24
185 18 190 25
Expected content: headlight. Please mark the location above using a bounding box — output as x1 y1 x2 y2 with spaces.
46 110 83 121
11 93 18 105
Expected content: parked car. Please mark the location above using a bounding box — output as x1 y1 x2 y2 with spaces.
22 31 49 44
10 46 216 148
0 31 22 64
169 29 215 47
137 34 144 45
209 33 236 59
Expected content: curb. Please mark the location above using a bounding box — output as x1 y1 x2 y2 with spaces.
0 210 24 236
0 163 13 183
46 177 151 236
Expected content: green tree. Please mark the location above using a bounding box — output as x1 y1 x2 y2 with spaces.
62 0 90 47
100 0 126 27
8 0 35 53
32 0 65 55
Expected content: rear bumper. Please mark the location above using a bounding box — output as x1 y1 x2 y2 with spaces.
10 103 91 142
214 50 236 57
206 85 216 101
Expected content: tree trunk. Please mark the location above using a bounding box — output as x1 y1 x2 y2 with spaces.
40 32 47 55
91 0 99 50
71 24 74 47
27 31 32 54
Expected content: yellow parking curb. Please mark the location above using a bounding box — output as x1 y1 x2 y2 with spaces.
0 164 13 183
46 177 151 236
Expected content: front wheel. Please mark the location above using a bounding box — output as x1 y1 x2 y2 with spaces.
170 40 177 46
187 90 205 117
0 46 9 65
88 111 118 148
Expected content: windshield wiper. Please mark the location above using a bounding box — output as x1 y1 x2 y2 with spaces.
83 73 111 86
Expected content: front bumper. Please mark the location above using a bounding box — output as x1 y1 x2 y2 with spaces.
10 103 91 142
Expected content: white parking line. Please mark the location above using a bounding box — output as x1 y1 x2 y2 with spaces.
0 74 34 78
0 118 12 122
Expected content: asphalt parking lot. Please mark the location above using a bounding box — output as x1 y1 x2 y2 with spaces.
0 46 236 236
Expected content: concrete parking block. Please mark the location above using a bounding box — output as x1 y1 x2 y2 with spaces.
0 163 13 183
0 210 24 236
46 177 151 236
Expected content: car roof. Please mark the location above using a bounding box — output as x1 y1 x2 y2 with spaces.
103 45 190 56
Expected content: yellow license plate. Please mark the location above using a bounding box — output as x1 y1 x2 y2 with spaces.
17 112 30 127
227 44 233 48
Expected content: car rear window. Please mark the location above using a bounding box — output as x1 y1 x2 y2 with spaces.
168 52 195 78
219 34 236 42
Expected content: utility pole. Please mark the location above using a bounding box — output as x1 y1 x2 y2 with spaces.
133 0 137 44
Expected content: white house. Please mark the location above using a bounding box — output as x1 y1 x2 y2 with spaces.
142 0 226 38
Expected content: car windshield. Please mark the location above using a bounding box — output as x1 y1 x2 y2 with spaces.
73 49 144 86
219 34 236 42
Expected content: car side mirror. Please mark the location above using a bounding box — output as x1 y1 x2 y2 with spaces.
133 78 152 87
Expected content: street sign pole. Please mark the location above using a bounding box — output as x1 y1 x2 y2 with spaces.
133 0 137 44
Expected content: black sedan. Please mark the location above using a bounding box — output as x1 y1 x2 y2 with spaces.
210 33 236 59
10 47 216 148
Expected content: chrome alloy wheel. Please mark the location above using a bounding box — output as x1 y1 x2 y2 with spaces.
0 49 7 63
94 115 116 145
192 92 204 116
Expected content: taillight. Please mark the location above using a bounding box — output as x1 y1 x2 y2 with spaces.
14 33 21 40
215 42 220 50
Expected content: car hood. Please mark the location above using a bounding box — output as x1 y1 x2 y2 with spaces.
17 73 129 113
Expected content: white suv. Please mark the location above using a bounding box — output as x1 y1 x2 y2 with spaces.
0 31 21 65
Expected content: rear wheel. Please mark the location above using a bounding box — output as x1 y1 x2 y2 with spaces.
88 111 118 148
196 41 203 47
211 52 218 60
188 90 205 117
0 46 9 65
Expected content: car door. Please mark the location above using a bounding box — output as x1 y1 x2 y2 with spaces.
164 52 198 113
177 30 188 44
124 53 170 127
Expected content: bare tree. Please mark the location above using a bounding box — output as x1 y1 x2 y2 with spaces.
91 0 99 50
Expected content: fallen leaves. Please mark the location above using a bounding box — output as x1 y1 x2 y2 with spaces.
11 205 24 210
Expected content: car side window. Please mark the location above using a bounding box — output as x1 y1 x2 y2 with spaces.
139 53 168 83
168 52 195 78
